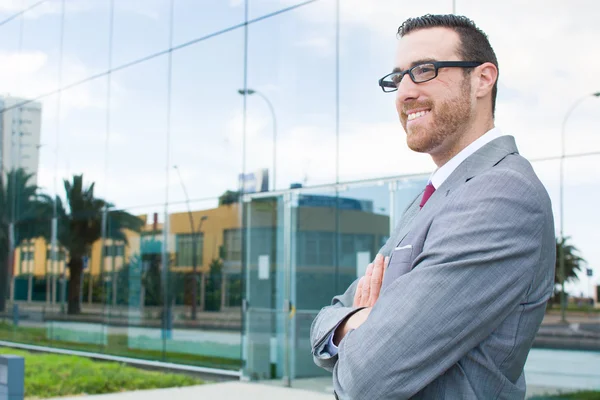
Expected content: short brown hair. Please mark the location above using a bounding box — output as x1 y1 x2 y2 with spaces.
398 14 499 117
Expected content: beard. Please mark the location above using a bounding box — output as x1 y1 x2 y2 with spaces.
401 78 472 155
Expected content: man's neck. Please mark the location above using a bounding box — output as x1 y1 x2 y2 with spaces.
431 118 495 168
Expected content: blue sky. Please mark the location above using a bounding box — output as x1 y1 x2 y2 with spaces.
1 0 599 295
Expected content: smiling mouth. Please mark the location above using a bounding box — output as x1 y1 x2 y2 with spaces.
407 110 431 121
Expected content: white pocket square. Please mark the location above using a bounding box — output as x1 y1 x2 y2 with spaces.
394 244 412 251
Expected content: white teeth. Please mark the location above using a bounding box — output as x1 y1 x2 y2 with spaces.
407 110 429 121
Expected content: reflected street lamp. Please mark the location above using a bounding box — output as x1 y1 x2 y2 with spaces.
173 165 208 320
558 91 600 323
238 89 278 191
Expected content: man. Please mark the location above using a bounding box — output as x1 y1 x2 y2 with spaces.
310 14 555 399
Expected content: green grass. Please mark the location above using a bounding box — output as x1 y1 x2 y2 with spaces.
0 348 203 398
0 322 242 370
529 391 600 400
546 305 600 313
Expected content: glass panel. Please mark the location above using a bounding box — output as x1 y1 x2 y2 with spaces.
57 78 110 197
392 176 428 228
249 0 314 20
291 182 391 379
0 3 60 346
243 195 286 380
170 28 244 199
106 53 169 207
101 205 165 363
162 198 242 370
62 0 112 82
111 0 171 67
337 0 448 183
0 215 54 349
12 3 63 99
44 211 107 354
166 23 245 368
173 0 245 46
0 8 20 54
102 49 169 362
247 0 336 190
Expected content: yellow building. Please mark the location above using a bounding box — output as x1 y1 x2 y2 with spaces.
14 198 390 277
13 203 242 279
13 197 388 309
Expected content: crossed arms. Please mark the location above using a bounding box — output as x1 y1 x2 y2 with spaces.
310 170 550 399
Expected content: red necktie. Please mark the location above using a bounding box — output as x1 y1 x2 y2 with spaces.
420 183 436 208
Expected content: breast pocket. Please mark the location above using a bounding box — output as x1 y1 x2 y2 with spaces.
382 245 414 289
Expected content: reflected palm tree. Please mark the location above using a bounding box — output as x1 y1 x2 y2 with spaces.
54 175 144 314
0 168 53 312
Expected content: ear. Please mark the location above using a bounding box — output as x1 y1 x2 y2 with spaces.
474 62 498 99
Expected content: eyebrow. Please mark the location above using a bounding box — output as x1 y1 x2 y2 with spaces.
392 58 438 73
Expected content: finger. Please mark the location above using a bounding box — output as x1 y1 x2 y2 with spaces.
384 256 390 270
361 264 373 306
369 254 384 305
365 262 374 277
354 277 364 307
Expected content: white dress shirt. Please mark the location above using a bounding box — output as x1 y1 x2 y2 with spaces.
429 127 505 189
325 127 507 356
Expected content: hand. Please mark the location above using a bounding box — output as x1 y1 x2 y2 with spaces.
333 254 389 346
353 253 389 308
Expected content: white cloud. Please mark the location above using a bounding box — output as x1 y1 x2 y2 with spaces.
0 0 166 22
294 37 333 55
338 121 435 180
225 110 271 147
0 0 93 19
228 0 243 8
114 0 162 20
0 51 105 119
0 0 27 12
0 51 47 78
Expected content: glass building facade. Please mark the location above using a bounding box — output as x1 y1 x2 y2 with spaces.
0 0 599 393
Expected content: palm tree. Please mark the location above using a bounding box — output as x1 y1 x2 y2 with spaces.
552 236 585 306
0 168 53 312
55 175 143 314
555 236 585 286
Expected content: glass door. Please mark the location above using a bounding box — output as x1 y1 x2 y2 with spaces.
242 194 292 384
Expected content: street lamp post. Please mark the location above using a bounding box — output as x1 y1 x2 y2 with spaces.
559 91 600 323
238 89 278 191
173 165 208 320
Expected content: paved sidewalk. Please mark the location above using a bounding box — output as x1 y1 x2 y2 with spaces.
51 382 334 400
47 381 590 400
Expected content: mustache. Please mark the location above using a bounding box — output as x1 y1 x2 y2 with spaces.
402 100 434 116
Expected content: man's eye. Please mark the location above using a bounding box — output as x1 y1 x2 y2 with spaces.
415 66 433 74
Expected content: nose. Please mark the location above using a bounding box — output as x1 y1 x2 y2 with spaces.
395 75 420 109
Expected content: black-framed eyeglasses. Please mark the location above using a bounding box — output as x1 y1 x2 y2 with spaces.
378 61 483 92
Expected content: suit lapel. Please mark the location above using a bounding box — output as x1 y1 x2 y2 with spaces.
393 135 519 247
381 193 421 257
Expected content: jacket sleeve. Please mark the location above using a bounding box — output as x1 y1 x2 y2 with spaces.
310 279 365 372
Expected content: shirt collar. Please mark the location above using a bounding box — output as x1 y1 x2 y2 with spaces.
429 127 505 189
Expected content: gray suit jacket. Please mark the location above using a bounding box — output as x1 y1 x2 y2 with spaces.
310 136 555 399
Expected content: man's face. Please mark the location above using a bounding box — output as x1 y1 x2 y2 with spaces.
394 27 474 157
